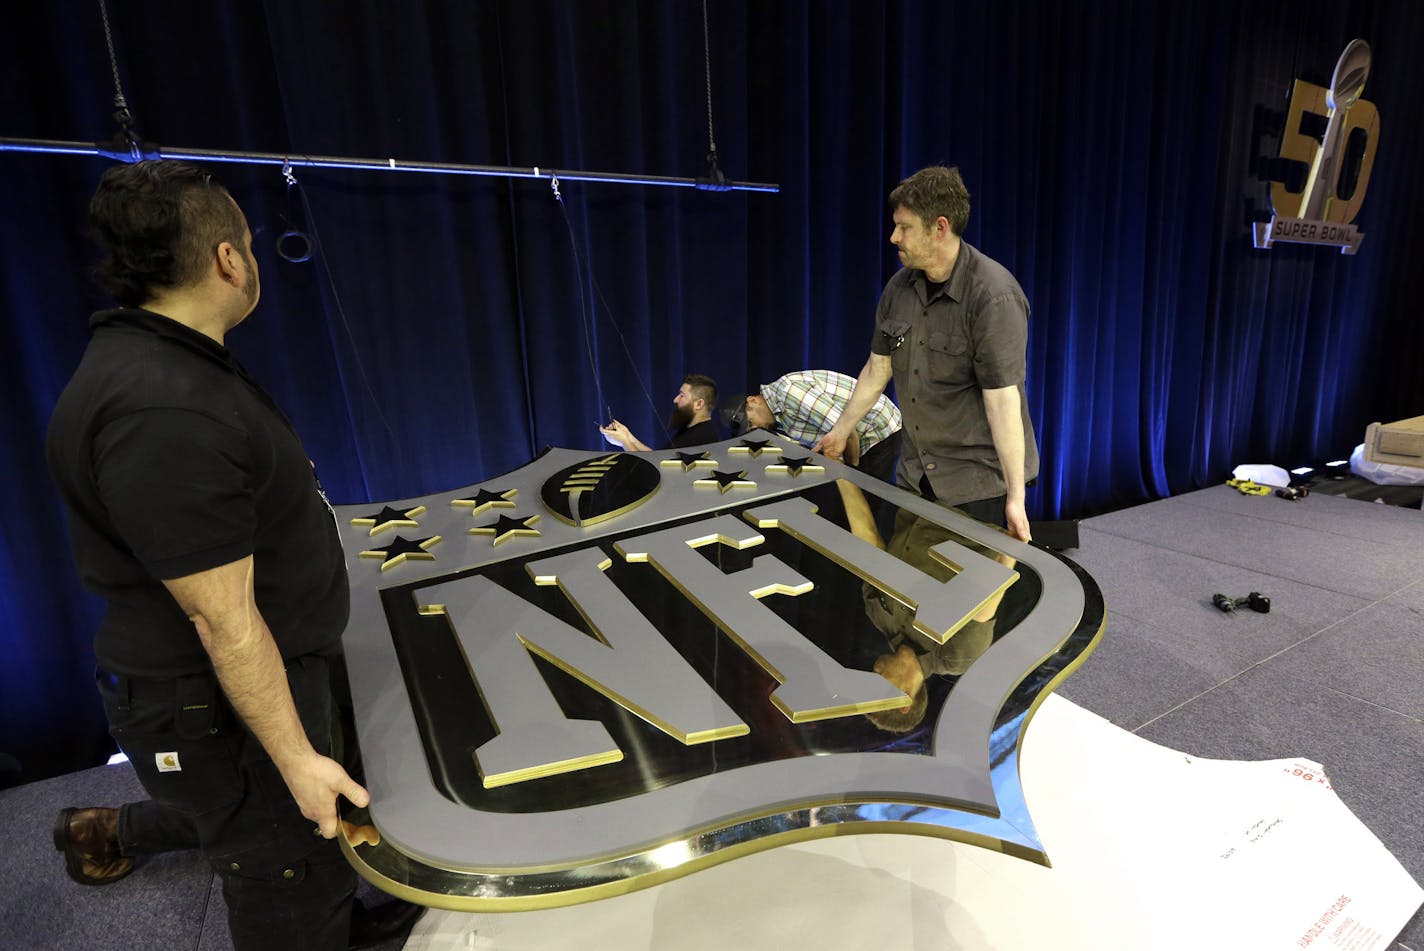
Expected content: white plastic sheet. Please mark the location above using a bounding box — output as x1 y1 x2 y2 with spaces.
1351 443 1424 486
403 695 1423 951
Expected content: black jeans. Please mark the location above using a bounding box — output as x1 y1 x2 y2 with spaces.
855 430 902 486
99 655 357 951
916 474 1007 527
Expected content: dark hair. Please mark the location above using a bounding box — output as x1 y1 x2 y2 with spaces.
682 373 718 410
865 681 929 734
889 165 970 236
88 160 247 307
721 392 753 434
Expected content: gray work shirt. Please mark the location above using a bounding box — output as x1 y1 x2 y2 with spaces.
871 241 1039 506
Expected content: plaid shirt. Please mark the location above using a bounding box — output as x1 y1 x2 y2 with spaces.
761 370 901 452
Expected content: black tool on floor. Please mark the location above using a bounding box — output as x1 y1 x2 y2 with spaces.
1212 592 1271 613
1276 486 1309 501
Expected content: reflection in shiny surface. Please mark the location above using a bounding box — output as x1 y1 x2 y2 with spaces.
383 482 1050 813
340 449 1104 910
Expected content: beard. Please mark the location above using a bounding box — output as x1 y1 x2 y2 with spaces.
237 247 261 319
667 403 695 433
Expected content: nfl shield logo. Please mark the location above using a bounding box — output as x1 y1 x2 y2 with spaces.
336 434 1103 910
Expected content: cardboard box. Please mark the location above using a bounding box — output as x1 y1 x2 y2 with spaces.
1363 415 1424 469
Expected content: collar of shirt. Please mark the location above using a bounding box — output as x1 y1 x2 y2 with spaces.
90 307 295 432
90 307 236 369
912 240 977 306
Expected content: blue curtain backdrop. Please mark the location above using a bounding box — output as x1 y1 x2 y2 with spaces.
2 0 1421 782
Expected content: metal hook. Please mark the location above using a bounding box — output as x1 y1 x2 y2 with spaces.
276 158 311 263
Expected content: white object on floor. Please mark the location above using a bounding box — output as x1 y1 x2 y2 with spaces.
1351 443 1424 486
401 695 1424 951
1231 463 1291 488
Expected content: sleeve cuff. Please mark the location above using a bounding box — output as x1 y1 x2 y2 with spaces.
144 537 254 581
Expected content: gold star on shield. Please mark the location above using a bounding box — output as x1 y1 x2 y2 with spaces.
451 487 518 516
694 470 757 494
350 505 427 536
358 534 442 571
765 454 824 476
469 513 542 546
660 451 718 471
729 438 781 458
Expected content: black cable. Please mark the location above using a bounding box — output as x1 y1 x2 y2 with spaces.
189 867 215 951
699 0 728 190
702 0 717 159
96 0 124 102
95 0 140 158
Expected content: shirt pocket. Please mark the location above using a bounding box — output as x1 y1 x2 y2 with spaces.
926 330 974 385
877 318 912 349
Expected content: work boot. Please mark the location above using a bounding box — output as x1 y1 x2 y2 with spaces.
53 806 135 886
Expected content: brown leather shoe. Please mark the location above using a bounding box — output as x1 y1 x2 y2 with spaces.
53 807 135 886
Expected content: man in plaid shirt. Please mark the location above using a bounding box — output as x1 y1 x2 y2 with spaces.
736 369 902 484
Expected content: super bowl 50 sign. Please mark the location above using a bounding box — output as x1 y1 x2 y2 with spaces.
334 434 1103 910
1254 39 1380 254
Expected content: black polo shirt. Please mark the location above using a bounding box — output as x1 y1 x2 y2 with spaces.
871 241 1040 506
46 308 349 678
667 418 720 449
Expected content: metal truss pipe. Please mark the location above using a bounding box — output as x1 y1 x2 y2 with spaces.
0 137 779 193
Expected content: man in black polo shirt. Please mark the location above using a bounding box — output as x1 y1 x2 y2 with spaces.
598 372 721 450
815 166 1039 542
45 161 412 949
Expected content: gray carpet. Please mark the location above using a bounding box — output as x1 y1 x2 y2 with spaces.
1061 485 1424 949
0 759 410 950
2 485 1420 949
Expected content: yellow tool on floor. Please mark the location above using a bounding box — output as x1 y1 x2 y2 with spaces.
1226 478 1271 496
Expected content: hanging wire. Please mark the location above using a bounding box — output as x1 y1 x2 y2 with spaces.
538 0 732 440
699 0 727 189
550 173 608 431
694 1 720 766
489 0 540 455
549 177 667 443
96 0 141 159
97 0 123 103
588 269 666 442
289 174 402 452
702 0 717 160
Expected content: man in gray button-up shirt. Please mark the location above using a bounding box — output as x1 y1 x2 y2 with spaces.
816 166 1039 541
